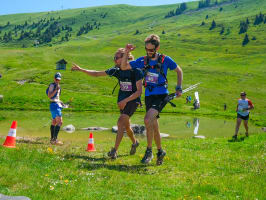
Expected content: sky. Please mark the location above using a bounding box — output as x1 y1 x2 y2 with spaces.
0 0 195 15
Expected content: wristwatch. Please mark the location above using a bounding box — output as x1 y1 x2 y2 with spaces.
175 85 182 93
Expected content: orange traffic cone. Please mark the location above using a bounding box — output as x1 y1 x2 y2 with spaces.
86 132 96 152
3 121 17 148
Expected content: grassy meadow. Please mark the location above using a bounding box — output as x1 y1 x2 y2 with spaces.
0 0 265 125
0 0 266 199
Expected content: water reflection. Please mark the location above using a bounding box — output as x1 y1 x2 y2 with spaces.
193 118 199 135
0 111 262 139
186 118 206 139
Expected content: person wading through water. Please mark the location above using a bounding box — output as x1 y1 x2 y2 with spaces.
71 48 143 159
120 34 183 165
47 72 64 145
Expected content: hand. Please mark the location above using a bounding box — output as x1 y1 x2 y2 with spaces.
71 63 81 71
125 44 136 52
175 90 182 98
118 100 127 110
56 83 60 91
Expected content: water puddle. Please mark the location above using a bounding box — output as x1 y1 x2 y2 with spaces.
0 111 263 141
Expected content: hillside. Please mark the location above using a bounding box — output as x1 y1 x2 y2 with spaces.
0 0 266 125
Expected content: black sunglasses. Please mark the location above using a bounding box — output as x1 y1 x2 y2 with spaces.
114 56 122 60
145 47 156 52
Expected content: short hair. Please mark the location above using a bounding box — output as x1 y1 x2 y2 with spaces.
115 48 134 61
240 91 246 96
144 34 160 48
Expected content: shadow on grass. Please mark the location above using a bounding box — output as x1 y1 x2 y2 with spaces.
228 137 246 143
64 153 108 162
64 153 152 174
79 163 151 174
16 139 44 145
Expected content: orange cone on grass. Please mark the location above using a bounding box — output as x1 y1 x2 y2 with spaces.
86 132 96 152
3 121 17 148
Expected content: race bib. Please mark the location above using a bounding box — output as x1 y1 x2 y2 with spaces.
120 81 132 91
145 72 159 84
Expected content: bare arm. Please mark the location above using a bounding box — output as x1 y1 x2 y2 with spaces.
120 44 135 70
118 79 142 110
71 63 107 77
174 65 183 97
48 84 59 99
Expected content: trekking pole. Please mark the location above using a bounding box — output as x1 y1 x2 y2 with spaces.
164 82 201 107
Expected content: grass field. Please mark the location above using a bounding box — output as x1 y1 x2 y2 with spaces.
0 133 265 199
0 0 266 126
0 0 266 199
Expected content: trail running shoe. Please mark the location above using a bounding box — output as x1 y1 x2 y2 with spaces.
107 148 117 159
55 140 63 145
50 140 56 145
141 149 153 164
245 132 249 137
156 150 166 166
232 135 237 140
130 140 139 155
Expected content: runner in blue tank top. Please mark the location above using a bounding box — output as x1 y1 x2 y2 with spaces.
233 92 254 140
120 34 183 165
71 48 143 159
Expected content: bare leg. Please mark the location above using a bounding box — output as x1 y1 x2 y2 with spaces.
153 119 161 150
124 117 137 144
234 118 242 136
144 108 158 148
243 120 249 136
114 115 127 150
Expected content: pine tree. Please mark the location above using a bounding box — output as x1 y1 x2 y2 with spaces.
239 21 248 34
180 3 187 12
201 21 205 26
220 26 225 34
246 17 249 24
209 20 216 30
162 30 166 34
242 34 249 46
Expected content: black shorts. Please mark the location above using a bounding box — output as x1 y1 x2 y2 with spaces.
120 100 139 117
237 113 249 120
145 94 168 114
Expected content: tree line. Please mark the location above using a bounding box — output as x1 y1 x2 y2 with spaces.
202 11 266 46
165 3 187 18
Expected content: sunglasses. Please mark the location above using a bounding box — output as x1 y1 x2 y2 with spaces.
114 56 122 61
240 94 246 96
145 47 156 53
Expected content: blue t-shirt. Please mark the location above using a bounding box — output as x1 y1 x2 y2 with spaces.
105 67 143 102
129 55 177 96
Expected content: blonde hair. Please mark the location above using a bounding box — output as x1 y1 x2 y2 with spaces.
145 34 160 48
115 48 134 61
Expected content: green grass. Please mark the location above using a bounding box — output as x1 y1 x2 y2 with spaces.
0 0 265 124
0 0 266 199
0 133 265 199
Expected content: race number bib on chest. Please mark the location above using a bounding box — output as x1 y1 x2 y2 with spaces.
120 81 132 91
145 72 159 84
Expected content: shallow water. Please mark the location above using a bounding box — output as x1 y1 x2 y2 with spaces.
0 110 262 142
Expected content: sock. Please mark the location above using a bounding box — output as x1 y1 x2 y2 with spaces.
158 148 163 153
50 125 55 140
54 125 61 140
147 147 152 152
